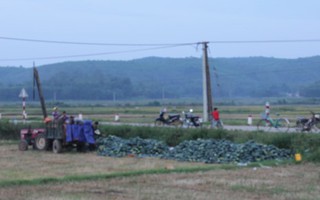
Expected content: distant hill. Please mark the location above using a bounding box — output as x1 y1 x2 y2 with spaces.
0 56 320 101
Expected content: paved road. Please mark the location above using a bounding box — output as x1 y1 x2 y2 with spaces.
100 121 310 133
15 120 319 133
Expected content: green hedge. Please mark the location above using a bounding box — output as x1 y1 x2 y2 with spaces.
0 121 22 140
0 121 44 140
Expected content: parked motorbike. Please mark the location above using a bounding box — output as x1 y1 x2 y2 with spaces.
296 111 320 132
182 109 202 128
154 111 183 127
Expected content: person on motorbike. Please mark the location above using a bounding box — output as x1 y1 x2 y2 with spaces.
186 109 200 127
303 112 320 130
159 107 168 122
155 107 181 126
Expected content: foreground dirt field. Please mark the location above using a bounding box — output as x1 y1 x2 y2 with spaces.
0 144 319 200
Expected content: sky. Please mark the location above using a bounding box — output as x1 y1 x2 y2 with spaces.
0 0 319 67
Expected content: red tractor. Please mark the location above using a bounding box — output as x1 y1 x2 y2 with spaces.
19 127 46 151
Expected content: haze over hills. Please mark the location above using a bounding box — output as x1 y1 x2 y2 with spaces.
0 56 320 101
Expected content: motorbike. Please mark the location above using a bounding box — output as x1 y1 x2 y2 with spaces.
296 111 320 132
182 110 202 128
154 111 183 127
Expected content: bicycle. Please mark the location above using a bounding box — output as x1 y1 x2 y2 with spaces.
256 113 290 132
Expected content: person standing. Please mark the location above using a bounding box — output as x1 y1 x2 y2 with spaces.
78 112 83 120
60 111 68 123
52 107 60 120
92 121 100 139
265 101 270 119
211 107 222 128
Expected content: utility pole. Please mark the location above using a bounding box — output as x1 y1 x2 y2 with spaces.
162 87 165 101
33 62 48 119
202 42 213 122
53 91 57 102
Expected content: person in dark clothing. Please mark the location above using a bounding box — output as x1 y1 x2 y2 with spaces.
88 121 100 151
59 111 68 123
92 121 100 139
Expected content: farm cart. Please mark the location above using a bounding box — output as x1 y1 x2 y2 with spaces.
19 119 96 153
18 66 97 153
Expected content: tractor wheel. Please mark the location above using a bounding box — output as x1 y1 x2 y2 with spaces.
35 133 48 150
52 139 62 154
19 140 28 151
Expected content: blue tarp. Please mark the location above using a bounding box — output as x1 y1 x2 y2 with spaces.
66 120 95 144
66 125 73 142
83 120 95 144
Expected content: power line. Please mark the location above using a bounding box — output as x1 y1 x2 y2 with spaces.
1 36 320 46
0 36 197 46
0 44 188 61
1 36 319 62
208 39 320 44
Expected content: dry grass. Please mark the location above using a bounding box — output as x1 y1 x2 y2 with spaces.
0 144 205 182
0 144 319 200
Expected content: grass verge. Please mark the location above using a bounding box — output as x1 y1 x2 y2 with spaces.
0 160 290 188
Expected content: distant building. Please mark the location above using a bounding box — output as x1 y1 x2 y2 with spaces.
285 91 301 98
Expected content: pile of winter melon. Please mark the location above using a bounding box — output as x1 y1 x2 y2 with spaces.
96 135 293 164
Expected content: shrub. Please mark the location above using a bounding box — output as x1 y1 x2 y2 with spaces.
305 147 320 162
0 121 21 140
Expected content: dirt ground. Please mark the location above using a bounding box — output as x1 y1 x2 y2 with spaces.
0 144 319 200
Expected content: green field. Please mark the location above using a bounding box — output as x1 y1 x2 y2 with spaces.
1 101 319 125
1 102 320 162
1 102 320 199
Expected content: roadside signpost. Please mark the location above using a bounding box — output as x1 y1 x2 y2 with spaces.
19 88 29 123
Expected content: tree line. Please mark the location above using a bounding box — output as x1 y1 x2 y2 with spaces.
0 56 320 101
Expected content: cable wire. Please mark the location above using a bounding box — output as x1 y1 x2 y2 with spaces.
1 36 320 46
0 36 197 46
208 39 320 44
1 36 319 62
0 44 189 61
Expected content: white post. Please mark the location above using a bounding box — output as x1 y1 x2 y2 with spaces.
247 114 252 126
19 88 29 123
114 113 120 122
